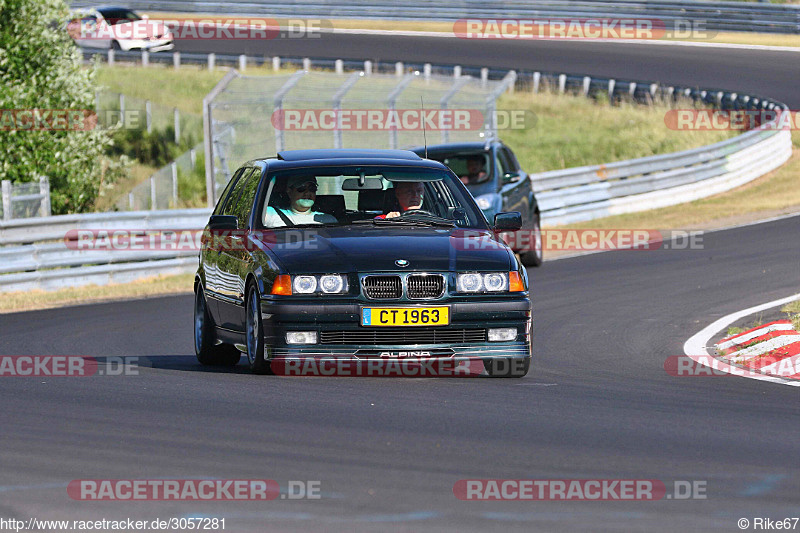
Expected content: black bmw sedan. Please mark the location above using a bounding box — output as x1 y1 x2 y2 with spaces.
194 149 532 377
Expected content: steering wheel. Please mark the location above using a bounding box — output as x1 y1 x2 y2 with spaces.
398 208 437 218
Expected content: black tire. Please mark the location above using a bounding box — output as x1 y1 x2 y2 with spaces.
483 357 531 378
245 284 272 375
519 212 543 267
111 40 121 51
194 286 241 366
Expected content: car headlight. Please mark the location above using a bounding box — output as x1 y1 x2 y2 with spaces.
274 274 349 295
475 195 493 211
319 274 346 294
293 275 317 294
457 272 525 293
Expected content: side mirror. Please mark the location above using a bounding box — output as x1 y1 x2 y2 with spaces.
208 215 238 230
494 212 522 232
502 171 521 184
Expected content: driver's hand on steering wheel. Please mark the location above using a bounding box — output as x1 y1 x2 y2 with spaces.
385 211 401 219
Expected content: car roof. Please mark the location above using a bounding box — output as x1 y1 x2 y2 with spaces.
277 149 422 162
250 149 450 172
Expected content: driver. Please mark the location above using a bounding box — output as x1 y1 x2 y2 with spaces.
263 176 337 227
460 155 488 185
376 181 424 219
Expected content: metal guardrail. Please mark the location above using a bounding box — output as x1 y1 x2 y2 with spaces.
69 0 800 34
0 209 209 292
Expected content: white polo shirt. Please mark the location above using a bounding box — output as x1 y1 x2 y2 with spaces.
263 206 337 228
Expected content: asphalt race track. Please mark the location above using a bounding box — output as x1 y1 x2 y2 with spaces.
174 33 800 107
2 35 799 532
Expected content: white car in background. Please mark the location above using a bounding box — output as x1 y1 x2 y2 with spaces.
67 6 174 52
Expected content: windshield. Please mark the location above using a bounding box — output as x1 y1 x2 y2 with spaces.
426 151 493 188
98 8 141 24
257 166 489 230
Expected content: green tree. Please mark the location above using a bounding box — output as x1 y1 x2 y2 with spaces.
0 0 126 213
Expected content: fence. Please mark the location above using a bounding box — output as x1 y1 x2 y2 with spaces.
116 143 205 211
96 90 203 145
1 178 51 221
69 0 800 34
203 68 518 205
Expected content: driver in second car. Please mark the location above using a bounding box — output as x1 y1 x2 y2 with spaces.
376 182 424 219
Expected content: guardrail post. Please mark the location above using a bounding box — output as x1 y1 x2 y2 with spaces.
171 162 178 206
38 176 51 217
142 50 149 67
119 93 125 118
395 62 403 77
480 68 488 88
303 58 311 71
150 176 157 209
423 63 431 83
332 72 362 149
108 48 114 66
583 76 591 96
454 65 461 79
716 91 724 108
239 54 247 72
608 79 616 100
335 59 343 74
364 60 372 76
173 51 180 70
190 148 196 170
558 74 566 94
533 72 541 93
128 192 134 210
174 107 180 143
2 180 11 221
629 82 637 98
272 56 280 71
145 100 152 133
208 53 215 71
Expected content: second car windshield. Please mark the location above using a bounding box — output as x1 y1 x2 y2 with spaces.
258 166 489 229
98 9 140 24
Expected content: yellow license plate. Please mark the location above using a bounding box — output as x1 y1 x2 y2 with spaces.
361 307 450 327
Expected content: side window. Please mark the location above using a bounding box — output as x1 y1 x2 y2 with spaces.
501 147 520 172
221 169 249 217
232 168 262 228
213 168 245 216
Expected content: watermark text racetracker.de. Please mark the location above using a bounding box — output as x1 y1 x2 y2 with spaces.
664 109 800 131
270 109 535 132
453 18 715 40
0 109 159 131
453 479 708 500
68 17 331 41
0 356 138 377
68 479 321 500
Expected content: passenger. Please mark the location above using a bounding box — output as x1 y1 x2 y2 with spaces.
460 155 488 185
263 176 337 227
376 181 425 219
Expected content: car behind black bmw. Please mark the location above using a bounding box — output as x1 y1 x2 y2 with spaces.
194 149 532 377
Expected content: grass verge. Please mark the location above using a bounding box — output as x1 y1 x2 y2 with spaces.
783 301 800 331
0 274 194 315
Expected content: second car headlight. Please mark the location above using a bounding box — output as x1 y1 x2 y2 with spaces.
457 272 522 293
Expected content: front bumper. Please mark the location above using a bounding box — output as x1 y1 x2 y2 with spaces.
260 297 532 361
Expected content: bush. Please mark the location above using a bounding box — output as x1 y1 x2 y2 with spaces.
0 0 126 214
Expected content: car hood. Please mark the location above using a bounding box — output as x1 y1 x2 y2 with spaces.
257 226 514 273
